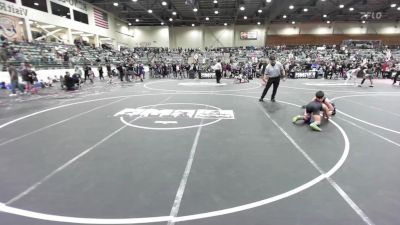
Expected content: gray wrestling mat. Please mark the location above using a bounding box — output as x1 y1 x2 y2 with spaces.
0 78 399 225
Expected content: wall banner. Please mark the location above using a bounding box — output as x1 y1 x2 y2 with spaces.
240 31 258 40
0 13 24 40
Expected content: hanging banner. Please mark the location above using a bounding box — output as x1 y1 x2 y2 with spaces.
0 13 24 40
240 31 258 40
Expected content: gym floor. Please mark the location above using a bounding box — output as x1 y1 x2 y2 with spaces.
0 78 399 225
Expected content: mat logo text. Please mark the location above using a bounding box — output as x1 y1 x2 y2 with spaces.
114 108 235 119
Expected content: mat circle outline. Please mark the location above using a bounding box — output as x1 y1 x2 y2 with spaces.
0 93 350 224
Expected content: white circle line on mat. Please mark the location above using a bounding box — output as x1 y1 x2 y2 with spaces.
332 93 400 134
0 93 350 224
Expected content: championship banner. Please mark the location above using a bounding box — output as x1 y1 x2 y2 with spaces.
0 13 24 41
240 31 257 40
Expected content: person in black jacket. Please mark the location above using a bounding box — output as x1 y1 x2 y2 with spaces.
98 66 104 80
64 72 75 91
84 65 90 82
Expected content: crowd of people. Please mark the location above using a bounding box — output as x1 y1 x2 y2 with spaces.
1 39 400 96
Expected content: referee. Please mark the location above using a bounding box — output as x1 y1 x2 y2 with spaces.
214 59 222 83
259 56 285 102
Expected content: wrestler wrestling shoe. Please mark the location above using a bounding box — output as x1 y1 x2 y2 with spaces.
310 122 322 132
292 115 303 123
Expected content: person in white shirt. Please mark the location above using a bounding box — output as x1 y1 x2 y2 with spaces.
259 56 286 102
213 59 222 83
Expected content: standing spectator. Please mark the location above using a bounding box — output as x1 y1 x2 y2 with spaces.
98 65 104 80
172 63 177 78
117 64 124 81
162 63 168 78
88 67 94 83
138 64 144 82
8 64 22 96
393 62 400 85
259 55 285 102
106 63 112 78
84 65 90 82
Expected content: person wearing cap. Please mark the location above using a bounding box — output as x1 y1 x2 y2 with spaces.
259 56 285 102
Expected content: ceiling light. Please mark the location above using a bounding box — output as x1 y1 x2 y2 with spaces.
321 0 326 1
289 5 294 9
192 24 195 26
132 0 137 2
326 20 330 24
349 7 354 11
257 22 261 25
128 22 132 26
169 18 173 21
244 16 247 19
162 1 167 6
161 22 164 25
135 18 139 22
339 4 344 8
283 15 287 18
303 8 308 12
266 0 271 2
398 6 400 10
148 9 153 13
240 6 245 11
323 14 327 18
362 20 366 23
34 2 39 6
213 0 218 3
224 23 227 26
113 2 118 6
214 10 219 14
391 3 396 7
193 8 198 12
258 9 262 13
205 17 210 21
292 21 296 24
172 11 177 15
